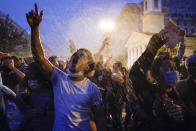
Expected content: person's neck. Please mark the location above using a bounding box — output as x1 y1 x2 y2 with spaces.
69 75 86 81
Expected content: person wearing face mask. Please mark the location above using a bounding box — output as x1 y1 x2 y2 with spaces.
19 62 54 131
89 62 112 109
0 54 26 131
26 3 106 131
151 47 186 131
109 62 127 131
150 54 186 131
175 54 196 131
128 26 186 131
11 56 28 74
0 53 25 93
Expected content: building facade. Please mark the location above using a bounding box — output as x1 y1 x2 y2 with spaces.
109 0 196 68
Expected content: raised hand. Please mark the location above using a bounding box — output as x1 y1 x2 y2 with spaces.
26 3 43 28
178 29 186 38
7 59 15 69
99 37 110 52
26 3 53 76
176 28 185 60
102 37 110 46
157 28 168 41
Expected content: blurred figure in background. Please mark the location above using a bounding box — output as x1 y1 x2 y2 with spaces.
109 61 127 131
129 28 186 131
48 56 59 68
11 56 28 74
175 54 196 131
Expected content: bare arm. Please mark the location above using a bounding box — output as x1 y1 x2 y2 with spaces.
6 59 25 80
26 3 53 76
89 119 97 131
10 67 25 80
129 29 167 93
94 37 109 62
176 29 186 60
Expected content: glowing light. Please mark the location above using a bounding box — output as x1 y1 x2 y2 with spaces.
100 20 115 32
103 58 107 62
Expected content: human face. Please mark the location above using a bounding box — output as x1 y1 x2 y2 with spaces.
112 64 119 73
52 58 59 67
2 57 12 67
19 58 25 63
96 63 103 71
69 50 89 73
14 60 21 68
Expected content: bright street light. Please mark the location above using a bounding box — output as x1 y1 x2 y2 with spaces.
100 20 115 33
103 58 107 63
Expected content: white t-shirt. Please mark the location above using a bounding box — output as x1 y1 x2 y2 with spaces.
50 67 102 131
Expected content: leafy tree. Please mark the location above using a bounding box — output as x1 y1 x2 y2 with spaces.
0 15 30 56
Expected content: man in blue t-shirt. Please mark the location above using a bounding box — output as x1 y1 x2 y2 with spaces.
26 3 106 131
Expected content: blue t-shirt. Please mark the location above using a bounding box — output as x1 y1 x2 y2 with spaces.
50 67 102 131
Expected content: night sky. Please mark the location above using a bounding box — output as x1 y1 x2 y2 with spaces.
0 0 142 57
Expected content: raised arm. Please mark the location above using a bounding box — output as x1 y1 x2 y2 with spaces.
176 29 186 60
170 29 185 70
3 58 25 80
8 63 25 80
26 3 53 76
129 29 167 77
94 37 109 63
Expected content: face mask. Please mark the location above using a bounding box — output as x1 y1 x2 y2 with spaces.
28 80 39 89
164 71 179 86
98 75 103 81
66 68 84 77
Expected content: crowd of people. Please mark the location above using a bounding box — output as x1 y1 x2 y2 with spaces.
0 3 196 131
